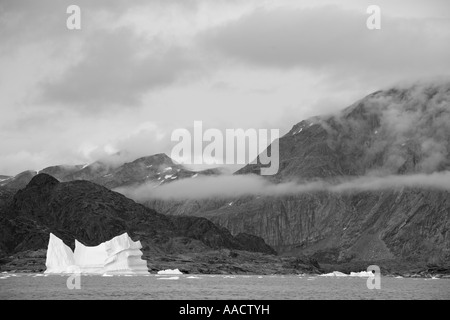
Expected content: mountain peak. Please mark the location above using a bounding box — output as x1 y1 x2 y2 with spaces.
26 173 59 189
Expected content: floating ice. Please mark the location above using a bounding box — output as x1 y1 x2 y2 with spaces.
157 268 183 275
45 233 149 275
157 276 179 280
44 233 77 274
349 271 375 277
74 240 107 274
319 271 348 277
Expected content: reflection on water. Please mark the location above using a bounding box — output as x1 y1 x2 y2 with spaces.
0 274 449 300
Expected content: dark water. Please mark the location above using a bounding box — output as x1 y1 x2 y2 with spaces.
1 274 449 300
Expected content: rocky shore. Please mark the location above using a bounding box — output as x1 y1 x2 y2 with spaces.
1 248 449 278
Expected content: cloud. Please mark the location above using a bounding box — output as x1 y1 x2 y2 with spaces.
338 82 450 175
116 171 450 201
39 28 197 110
200 5 450 80
1 0 450 177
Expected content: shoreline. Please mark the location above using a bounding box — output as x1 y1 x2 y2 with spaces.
2 271 450 279
2 249 449 279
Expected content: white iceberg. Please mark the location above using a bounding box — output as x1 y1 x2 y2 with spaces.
44 233 78 274
157 276 180 280
319 271 348 277
157 268 183 275
349 271 375 277
45 233 149 275
74 240 107 274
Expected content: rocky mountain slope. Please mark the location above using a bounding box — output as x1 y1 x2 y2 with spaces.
143 83 450 266
0 153 220 192
0 174 275 262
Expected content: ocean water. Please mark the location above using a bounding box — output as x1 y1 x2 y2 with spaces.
0 274 449 300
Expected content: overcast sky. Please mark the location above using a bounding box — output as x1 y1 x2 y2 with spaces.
1 0 449 175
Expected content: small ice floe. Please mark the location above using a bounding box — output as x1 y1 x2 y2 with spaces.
319 271 348 277
395 276 403 279
257 276 263 279
186 276 200 279
191 174 198 178
157 276 179 280
349 271 375 277
102 273 113 277
157 269 183 275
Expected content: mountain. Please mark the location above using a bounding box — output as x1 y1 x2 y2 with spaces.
89 153 220 189
0 175 11 183
0 165 84 190
239 84 450 179
0 153 222 192
143 82 450 267
0 170 37 190
0 173 274 257
39 164 85 180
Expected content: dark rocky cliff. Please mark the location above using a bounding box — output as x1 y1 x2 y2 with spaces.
0 174 275 257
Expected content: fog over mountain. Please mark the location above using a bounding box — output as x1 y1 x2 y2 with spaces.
117 82 450 201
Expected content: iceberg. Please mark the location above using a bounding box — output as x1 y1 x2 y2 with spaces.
74 240 107 274
319 271 348 277
45 233 78 274
45 233 149 275
349 271 375 277
157 268 183 275
157 276 180 280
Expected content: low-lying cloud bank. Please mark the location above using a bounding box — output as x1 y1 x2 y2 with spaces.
116 171 450 201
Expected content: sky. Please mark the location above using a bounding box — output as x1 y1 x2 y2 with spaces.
1 0 450 176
